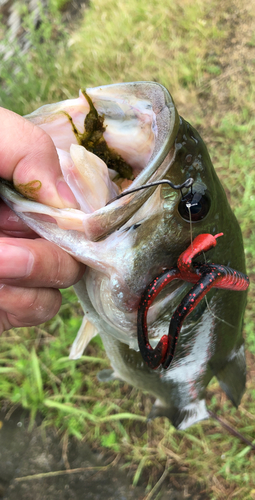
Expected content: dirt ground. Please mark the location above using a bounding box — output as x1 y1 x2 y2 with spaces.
0 409 207 500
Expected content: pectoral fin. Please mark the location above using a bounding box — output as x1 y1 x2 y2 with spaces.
69 316 98 360
97 369 121 382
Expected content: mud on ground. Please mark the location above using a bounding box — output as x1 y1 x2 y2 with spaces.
0 409 207 500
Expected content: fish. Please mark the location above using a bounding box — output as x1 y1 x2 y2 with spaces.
0 81 248 429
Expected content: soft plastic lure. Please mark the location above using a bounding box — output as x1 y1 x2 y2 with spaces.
137 233 250 370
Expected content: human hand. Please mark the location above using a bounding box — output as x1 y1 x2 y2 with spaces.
0 107 86 333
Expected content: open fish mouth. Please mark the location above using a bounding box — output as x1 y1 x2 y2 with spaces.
3 82 180 236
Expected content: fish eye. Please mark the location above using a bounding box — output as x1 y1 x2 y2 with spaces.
178 191 211 222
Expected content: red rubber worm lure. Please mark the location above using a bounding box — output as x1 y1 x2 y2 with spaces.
137 233 250 370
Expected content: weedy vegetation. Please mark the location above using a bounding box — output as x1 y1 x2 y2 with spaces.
0 0 255 498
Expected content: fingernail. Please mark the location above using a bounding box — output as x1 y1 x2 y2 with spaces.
0 244 34 278
56 178 79 208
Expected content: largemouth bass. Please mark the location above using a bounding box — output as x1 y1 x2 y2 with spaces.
0 82 248 429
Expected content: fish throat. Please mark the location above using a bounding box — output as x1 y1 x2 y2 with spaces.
63 91 134 180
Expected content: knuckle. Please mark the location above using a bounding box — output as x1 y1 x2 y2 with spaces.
47 245 68 287
45 243 84 288
28 127 55 162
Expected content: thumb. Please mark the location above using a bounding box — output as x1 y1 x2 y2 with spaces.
0 107 77 208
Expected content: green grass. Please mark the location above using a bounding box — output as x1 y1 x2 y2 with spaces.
0 0 255 498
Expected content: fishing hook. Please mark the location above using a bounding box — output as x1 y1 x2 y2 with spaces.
106 177 194 205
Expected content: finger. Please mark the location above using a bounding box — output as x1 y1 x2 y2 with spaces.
0 237 85 288
0 201 36 237
0 284 62 332
0 107 77 208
